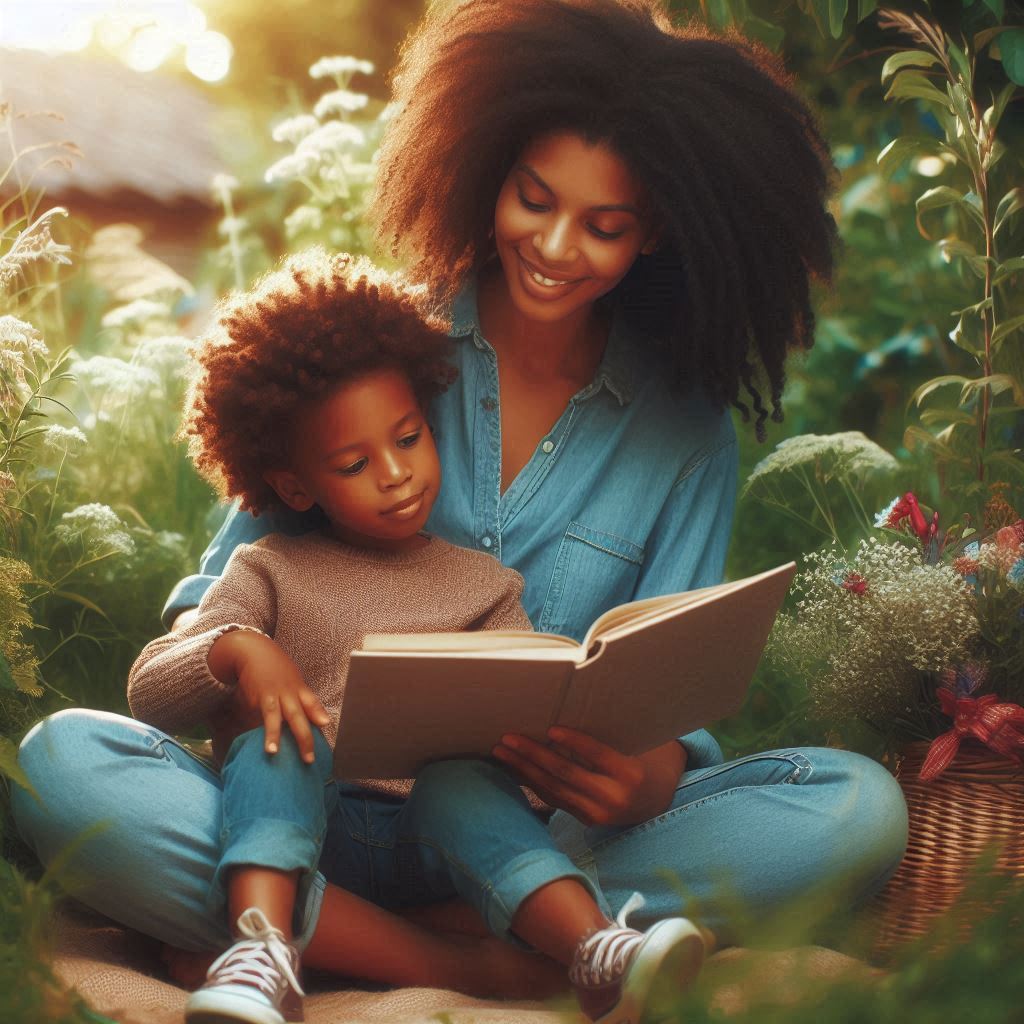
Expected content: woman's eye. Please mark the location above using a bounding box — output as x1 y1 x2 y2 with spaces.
588 224 625 241
518 191 548 213
338 457 368 476
397 431 421 449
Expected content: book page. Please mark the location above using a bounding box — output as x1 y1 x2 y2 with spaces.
361 631 579 653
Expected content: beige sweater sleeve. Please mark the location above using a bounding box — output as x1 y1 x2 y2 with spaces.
474 570 533 632
126 544 279 734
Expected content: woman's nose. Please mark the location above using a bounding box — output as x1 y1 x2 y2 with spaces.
534 215 576 264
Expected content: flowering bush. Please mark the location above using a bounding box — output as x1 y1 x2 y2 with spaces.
767 484 1024 773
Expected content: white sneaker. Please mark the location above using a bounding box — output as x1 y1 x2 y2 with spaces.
185 907 304 1024
569 893 705 1024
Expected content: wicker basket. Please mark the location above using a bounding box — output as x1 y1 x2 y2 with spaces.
870 740 1024 961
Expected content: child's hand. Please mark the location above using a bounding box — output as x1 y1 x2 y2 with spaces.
208 630 331 763
491 727 685 826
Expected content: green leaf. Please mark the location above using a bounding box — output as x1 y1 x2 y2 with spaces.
1002 28 1024 86
903 424 961 459
984 82 1017 136
993 256 1024 285
991 313 1024 348
881 50 942 81
994 187 1023 236
974 27 1008 53
0 737 36 798
910 374 972 407
960 374 1024 405
919 407 975 427
51 590 110 620
947 41 972 87
981 0 1005 18
916 185 986 237
876 136 951 178
856 0 877 20
885 72 952 111
741 15 785 49
828 0 846 38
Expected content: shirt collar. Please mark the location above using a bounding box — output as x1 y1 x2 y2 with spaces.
448 277 635 406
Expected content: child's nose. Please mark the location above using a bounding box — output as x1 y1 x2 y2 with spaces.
379 451 412 488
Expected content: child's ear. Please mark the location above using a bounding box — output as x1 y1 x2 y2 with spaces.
263 470 315 512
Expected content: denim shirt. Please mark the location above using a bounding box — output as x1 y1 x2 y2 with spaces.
163 280 738 768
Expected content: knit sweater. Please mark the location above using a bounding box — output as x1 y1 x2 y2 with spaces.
127 531 532 799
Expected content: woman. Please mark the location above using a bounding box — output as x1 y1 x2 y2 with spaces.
14 1 907 1021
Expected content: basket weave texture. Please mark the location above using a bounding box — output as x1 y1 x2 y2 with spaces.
870 740 1024 960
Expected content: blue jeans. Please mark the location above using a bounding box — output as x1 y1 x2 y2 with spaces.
11 708 908 953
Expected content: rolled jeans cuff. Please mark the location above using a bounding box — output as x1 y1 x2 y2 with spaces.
483 848 599 942
209 817 323 925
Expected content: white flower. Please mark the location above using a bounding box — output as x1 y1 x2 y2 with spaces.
284 205 325 237
211 173 239 197
309 56 374 80
0 207 72 293
272 114 320 145
101 298 170 330
43 424 88 455
873 496 900 529
0 315 48 409
135 335 190 378
313 89 368 119
297 121 366 158
56 503 135 556
264 151 320 184
218 216 248 237
747 431 899 485
73 355 161 407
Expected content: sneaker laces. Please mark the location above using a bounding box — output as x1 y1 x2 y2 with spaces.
569 892 647 987
205 907 305 999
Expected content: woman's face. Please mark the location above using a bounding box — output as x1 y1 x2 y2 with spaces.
493 131 656 325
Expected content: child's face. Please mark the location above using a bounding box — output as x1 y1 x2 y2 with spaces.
266 367 441 550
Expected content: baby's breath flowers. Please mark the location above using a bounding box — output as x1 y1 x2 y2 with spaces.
55 503 134 557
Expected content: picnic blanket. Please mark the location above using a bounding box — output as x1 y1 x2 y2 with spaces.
51 902 883 1023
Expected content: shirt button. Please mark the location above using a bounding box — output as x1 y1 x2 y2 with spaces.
481 536 493 549
541 440 554 454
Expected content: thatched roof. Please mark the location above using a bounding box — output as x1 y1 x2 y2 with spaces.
0 47 225 206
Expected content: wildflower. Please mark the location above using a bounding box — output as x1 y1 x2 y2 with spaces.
874 497 900 529
841 572 869 596
101 298 170 330
217 217 248 237
0 469 15 495
135 335 190 379
995 523 1024 552
313 89 369 119
55 503 134 556
264 151 319 184
272 114 320 145
747 431 899 485
0 207 72 292
978 540 1022 576
42 424 88 455
309 56 375 79
983 484 1018 530
952 554 980 578
210 173 239 199
0 315 48 409
73 355 161 408
297 121 366 158
285 205 325 237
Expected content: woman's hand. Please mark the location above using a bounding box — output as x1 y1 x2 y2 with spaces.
491 727 686 827
207 630 331 762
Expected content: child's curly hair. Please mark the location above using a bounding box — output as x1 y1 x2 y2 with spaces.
182 248 454 513
371 0 838 440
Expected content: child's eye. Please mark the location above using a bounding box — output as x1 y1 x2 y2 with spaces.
397 431 421 449
338 457 368 476
518 190 548 213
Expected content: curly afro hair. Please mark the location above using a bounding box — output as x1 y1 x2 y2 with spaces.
183 248 454 513
371 0 838 439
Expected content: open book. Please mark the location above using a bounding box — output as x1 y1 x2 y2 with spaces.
334 562 796 780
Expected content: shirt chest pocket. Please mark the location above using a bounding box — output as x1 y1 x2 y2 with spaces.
538 521 646 637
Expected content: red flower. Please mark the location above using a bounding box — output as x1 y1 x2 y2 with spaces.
841 572 869 595
886 492 931 543
952 555 980 577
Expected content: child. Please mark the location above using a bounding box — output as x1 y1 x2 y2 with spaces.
124 248 706 1024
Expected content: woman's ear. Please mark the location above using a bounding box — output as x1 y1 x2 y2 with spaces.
263 469 315 512
640 228 661 256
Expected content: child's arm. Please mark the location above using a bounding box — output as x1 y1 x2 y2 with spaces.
473 569 534 632
128 543 327 756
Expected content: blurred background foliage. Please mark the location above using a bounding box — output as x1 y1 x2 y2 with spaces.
1 0 1022 1019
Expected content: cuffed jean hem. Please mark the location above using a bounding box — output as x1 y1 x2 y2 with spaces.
293 871 327 952
210 817 324 920
481 848 600 941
